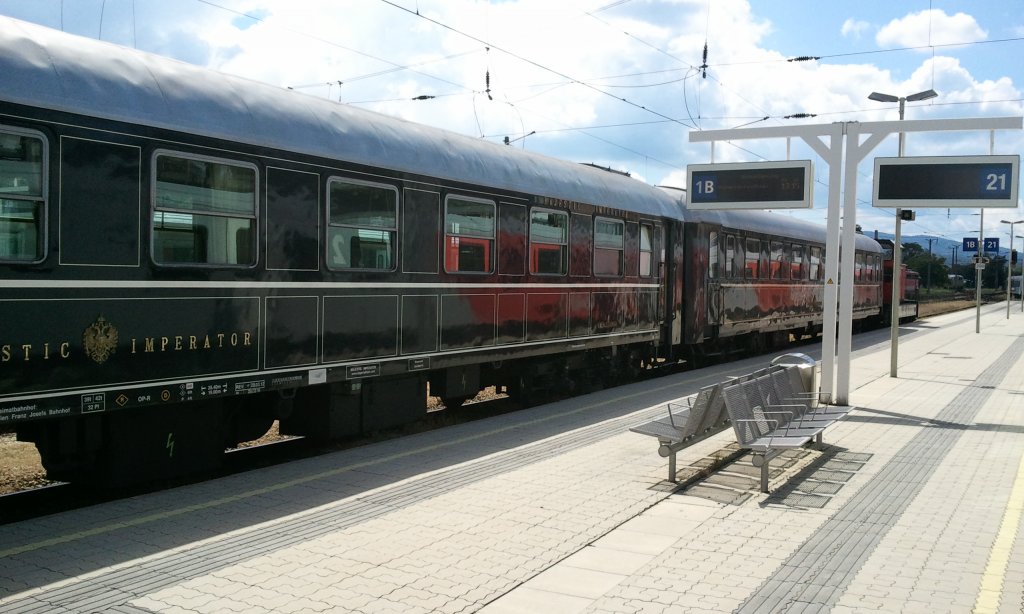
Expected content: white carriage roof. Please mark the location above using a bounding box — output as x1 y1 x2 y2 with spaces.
0 17 683 220
706 209 881 252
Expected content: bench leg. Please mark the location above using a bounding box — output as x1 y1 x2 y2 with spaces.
760 459 770 493
668 451 677 482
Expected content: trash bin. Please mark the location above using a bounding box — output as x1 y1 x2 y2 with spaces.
770 352 817 395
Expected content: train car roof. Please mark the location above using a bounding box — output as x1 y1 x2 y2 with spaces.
658 187 882 252
0 17 682 220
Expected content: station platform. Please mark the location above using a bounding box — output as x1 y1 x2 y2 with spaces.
1 302 1023 614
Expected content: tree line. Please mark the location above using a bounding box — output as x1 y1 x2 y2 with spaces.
902 242 1019 291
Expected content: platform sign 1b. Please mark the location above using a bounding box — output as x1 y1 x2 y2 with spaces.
873 155 1020 208
686 160 813 210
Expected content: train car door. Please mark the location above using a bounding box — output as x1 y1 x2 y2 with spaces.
665 221 684 348
707 229 723 326
680 222 710 345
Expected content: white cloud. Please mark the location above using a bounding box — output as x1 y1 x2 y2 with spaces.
876 9 986 49
5 0 1017 236
841 18 870 39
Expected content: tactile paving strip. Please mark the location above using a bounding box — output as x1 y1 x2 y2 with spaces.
735 335 1024 613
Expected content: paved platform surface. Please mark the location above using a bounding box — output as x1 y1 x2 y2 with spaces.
2 303 1023 614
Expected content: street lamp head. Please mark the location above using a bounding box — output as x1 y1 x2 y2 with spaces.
1001 219 1024 224
906 89 938 102
868 89 938 103
868 92 899 103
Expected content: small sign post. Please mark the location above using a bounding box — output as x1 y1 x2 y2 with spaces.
873 155 1020 209
686 160 813 210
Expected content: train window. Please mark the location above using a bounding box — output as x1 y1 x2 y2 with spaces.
445 196 495 273
709 232 719 278
639 223 654 277
809 246 822 281
153 152 256 266
791 244 804 280
0 128 46 262
744 238 759 279
594 217 624 276
855 253 864 282
770 241 784 280
725 235 735 277
530 208 568 275
327 178 397 271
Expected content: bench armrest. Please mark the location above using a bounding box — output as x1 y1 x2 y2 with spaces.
665 401 689 429
734 417 779 447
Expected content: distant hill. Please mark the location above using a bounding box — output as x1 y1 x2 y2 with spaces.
864 230 1012 265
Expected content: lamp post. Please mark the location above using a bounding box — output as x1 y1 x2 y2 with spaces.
869 89 938 377
1018 234 1024 312
1003 219 1024 318
925 237 935 295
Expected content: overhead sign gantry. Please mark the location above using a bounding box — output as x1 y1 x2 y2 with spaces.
688 116 1022 406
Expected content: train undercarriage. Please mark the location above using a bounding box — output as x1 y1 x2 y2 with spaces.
15 341 659 488
14 305 903 490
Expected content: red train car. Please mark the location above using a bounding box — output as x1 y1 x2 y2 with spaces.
878 240 920 323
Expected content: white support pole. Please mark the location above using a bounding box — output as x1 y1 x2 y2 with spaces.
1008 220 1015 320
836 128 887 404
890 212 903 377
978 208 984 333
890 103 907 378
805 125 844 404
835 123 861 405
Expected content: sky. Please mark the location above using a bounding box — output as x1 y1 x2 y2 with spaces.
1 0 1022 253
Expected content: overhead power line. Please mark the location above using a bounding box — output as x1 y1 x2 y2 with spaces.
195 0 471 93
376 0 698 130
713 36 1024 68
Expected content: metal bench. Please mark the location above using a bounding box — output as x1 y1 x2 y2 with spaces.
629 381 730 481
629 357 840 487
722 368 847 493
749 374 834 435
628 365 785 481
770 367 851 424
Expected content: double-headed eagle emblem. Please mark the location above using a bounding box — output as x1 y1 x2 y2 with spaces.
83 316 118 364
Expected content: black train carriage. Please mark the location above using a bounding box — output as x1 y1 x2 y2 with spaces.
0 17 882 486
0 17 681 485
675 205 884 361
